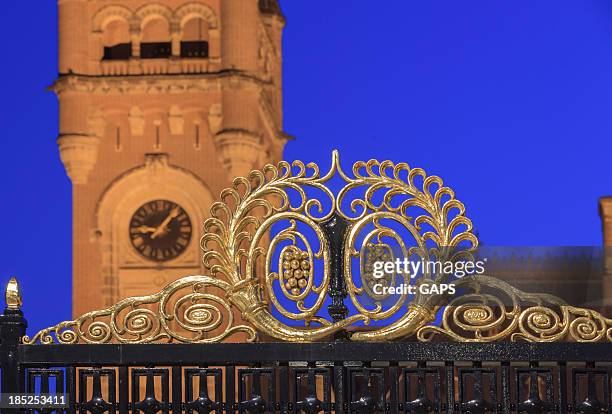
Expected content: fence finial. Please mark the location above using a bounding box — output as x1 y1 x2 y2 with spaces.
5 277 22 311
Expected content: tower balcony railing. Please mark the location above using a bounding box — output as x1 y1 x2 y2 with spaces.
100 58 212 76
100 60 130 76
98 41 214 76
140 58 171 75
180 58 210 74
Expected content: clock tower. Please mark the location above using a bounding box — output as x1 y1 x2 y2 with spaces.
55 0 288 316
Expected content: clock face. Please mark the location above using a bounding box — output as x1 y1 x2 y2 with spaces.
129 200 192 262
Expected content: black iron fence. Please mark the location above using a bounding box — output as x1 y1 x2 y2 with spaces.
2 306 612 414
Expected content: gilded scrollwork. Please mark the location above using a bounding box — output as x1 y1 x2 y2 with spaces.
335 157 478 253
20 151 612 344
337 156 478 341
22 276 256 344
416 275 612 343
200 155 367 341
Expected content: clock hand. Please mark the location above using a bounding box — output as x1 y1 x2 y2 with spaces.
151 207 180 239
135 225 158 234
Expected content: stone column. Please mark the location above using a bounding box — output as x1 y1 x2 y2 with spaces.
220 0 259 72
130 22 141 58
129 23 142 75
215 79 264 178
171 22 181 58
209 28 221 66
214 0 265 179
58 0 88 74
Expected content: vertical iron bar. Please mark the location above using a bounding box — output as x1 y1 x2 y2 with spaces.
41 370 49 394
67 366 76 414
162 369 169 414
334 363 345 414
78 370 86 414
308 367 316 406
0 301 27 414
558 362 568 414
433 369 441 413
172 366 181 414
109 370 117 414
324 368 332 414
445 362 455 414
28 370 35 399
215 370 223 414
280 364 289 414
119 366 128 414
389 363 399 414
226 365 235 414
500 362 510 414
55 369 64 397
268 368 276 413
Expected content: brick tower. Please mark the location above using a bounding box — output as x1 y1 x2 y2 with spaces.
55 0 288 316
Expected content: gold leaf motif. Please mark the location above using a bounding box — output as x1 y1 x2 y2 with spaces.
24 151 612 344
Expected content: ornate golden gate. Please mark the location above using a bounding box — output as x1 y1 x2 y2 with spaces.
1 151 611 413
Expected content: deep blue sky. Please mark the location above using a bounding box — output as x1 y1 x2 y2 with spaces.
1 1 612 335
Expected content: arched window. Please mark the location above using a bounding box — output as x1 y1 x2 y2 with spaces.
102 19 131 60
141 18 171 59
181 18 209 58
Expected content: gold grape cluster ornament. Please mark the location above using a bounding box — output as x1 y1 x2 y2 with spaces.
362 244 394 300
21 151 612 344
281 248 311 296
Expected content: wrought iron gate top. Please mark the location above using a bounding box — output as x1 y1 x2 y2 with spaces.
17 151 612 345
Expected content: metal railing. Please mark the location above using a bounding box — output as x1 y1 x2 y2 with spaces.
1 310 611 414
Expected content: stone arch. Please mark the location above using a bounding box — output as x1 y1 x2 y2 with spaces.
92 5 134 32
135 3 174 30
94 154 215 304
176 2 219 30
